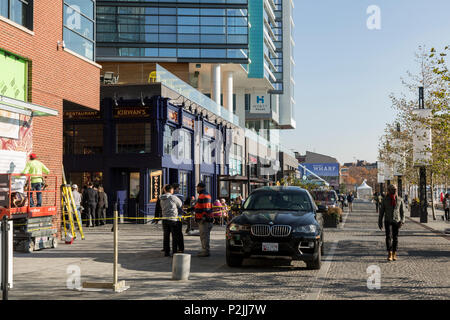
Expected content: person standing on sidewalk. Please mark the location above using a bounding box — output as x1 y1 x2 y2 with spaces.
347 192 354 212
96 185 108 226
71 184 83 226
82 182 98 227
172 183 185 253
378 184 405 261
194 182 213 257
444 193 449 221
160 184 183 257
21 153 50 207
373 192 380 213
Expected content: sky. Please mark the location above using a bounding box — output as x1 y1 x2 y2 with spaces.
280 0 450 164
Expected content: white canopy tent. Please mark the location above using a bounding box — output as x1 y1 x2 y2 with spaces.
357 180 373 201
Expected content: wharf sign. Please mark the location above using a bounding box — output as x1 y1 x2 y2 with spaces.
113 107 150 118
301 163 340 177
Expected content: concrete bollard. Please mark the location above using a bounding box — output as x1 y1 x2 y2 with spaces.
172 253 191 281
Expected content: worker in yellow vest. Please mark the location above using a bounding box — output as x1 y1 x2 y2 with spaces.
22 153 50 207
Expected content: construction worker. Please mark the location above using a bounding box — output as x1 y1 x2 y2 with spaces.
194 182 213 257
22 153 50 207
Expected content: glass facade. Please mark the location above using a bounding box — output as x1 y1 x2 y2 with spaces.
116 122 151 153
0 0 33 30
63 0 95 60
64 123 103 155
96 1 249 62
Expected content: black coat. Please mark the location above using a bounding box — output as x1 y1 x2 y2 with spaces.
83 188 98 206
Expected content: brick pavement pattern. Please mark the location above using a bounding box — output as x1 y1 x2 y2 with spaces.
9 202 450 300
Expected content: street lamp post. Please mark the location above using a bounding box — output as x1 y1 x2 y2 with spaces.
418 86 428 223
395 123 403 198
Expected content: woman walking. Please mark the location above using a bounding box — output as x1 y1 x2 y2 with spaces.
379 185 405 261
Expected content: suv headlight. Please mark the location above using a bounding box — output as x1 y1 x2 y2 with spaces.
294 225 317 234
228 224 250 232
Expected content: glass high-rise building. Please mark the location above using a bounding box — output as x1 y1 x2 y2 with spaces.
96 0 249 63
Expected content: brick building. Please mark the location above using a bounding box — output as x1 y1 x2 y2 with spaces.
0 1 101 232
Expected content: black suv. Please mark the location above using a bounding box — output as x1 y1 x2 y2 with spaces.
226 187 324 269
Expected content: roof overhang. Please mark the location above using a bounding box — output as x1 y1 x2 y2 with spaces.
0 95 58 117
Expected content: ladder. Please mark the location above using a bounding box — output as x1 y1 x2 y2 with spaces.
61 167 85 241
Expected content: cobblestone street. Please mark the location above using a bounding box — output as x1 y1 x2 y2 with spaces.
9 202 450 300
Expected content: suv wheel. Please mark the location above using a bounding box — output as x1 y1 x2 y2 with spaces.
307 245 322 270
226 248 244 267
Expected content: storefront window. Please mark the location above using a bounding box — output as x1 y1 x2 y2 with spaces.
63 0 95 60
64 123 103 155
163 125 175 155
116 123 151 154
202 138 213 164
69 172 103 189
201 174 212 195
177 130 192 161
129 172 140 199
179 170 191 200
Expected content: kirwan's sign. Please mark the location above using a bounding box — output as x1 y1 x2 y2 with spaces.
113 107 150 118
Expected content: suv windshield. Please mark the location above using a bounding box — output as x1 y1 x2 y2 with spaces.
243 190 313 211
311 191 337 203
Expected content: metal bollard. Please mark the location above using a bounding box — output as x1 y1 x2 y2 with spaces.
172 253 191 281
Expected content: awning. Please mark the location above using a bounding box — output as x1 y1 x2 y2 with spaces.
0 94 58 117
218 175 248 182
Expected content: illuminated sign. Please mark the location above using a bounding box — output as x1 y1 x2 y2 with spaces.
113 107 150 118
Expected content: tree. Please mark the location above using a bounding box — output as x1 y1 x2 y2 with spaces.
378 45 449 220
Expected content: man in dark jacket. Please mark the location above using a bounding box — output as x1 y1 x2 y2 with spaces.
96 185 108 226
379 184 405 261
194 182 213 257
347 192 354 212
82 182 98 227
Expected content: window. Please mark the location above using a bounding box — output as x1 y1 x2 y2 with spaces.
200 174 212 195
179 170 191 200
175 129 192 161
163 125 175 155
63 0 95 60
0 0 33 30
202 138 213 164
116 123 151 154
64 123 103 155
244 94 251 111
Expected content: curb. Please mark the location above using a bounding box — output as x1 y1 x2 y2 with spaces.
405 216 450 241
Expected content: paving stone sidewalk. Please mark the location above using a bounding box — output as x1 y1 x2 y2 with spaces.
7 202 450 300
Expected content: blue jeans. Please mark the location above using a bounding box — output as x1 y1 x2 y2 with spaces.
75 206 82 225
30 183 43 207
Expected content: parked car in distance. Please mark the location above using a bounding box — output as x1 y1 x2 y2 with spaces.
226 186 324 269
310 189 339 212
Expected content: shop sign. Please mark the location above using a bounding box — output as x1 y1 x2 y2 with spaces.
250 92 270 114
249 155 258 164
183 116 195 130
303 163 340 177
64 110 101 120
114 107 150 118
204 125 216 138
150 170 162 203
168 109 179 123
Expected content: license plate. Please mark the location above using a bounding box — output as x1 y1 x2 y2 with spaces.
262 243 278 252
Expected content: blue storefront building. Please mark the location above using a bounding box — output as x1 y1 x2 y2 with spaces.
63 68 237 222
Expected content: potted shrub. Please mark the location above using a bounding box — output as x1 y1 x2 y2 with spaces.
328 207 343 222
410 198 420 217
323 210 340 228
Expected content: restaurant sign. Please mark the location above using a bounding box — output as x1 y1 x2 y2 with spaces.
64 110 101 120
113 107 150 118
